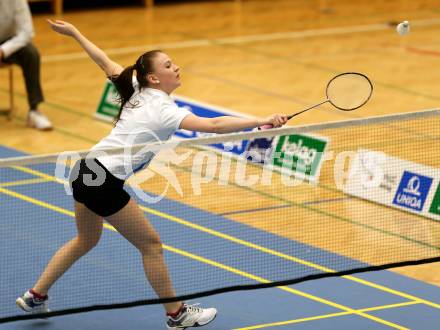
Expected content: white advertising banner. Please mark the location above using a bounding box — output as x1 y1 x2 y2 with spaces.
344 149 440 221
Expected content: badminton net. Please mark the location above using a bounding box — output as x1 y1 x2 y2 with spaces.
0 108 439 322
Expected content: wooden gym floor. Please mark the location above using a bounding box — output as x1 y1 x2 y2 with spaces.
0 0 439 286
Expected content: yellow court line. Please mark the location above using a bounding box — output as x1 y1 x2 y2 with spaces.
0 187 74 217
140 205 440 309
0 186 409 330
0 178 48 187
12 166 65 184
9 165 440 310
234 301 420 330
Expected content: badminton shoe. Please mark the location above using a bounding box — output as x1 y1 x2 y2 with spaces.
16 290 50 314
166 303 217 329
27 110 53 131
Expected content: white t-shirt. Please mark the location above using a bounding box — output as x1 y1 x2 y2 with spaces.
0 0 34 58
91 81 191 179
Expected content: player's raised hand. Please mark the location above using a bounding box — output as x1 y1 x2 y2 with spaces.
47 19 79 37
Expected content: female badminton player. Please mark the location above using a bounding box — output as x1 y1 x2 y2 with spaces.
16 20 288 329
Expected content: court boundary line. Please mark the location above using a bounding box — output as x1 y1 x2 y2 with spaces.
218 197 353 216
40 18 440 63
0 178 48 187
234 301 420 330
4 164 440 310
218 203 292 216
0 187 410 329
11 161 440 250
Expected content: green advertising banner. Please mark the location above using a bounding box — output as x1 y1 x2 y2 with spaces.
272 134 328 181
429 183 440 216
95 80 120 122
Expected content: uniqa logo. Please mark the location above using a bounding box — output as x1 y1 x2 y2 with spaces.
395 175 423 209
402 176 421 196
392 171 433 211
395 193 422 209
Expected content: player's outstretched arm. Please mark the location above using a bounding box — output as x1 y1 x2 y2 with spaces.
47 19 123 77
180 114 288 134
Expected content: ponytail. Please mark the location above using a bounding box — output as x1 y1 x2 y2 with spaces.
111 65 136 124
110 50 163 124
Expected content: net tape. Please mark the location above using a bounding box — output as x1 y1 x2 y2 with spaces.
1 108 440 168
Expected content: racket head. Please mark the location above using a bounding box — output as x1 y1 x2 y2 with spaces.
325 72 373 111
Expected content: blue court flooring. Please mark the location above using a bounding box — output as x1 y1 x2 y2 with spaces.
1 145 439 330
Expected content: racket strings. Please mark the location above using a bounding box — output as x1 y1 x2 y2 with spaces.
326 73 373 111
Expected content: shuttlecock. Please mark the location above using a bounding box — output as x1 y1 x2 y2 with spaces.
396 20 410 36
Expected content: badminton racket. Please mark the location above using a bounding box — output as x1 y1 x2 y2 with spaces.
259 72 373 129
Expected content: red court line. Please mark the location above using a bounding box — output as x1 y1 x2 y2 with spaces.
406 46 440 57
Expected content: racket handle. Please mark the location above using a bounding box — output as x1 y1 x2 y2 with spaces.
258 124 274 130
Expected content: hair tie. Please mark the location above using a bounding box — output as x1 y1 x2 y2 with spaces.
139 56 146 71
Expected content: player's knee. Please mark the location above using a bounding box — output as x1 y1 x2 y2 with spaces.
77 234 101 251
140 236 163 256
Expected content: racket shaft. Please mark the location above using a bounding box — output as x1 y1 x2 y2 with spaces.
288 100 329 119
259 101 329 130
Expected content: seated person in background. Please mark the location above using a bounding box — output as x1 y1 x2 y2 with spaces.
0 0 52 130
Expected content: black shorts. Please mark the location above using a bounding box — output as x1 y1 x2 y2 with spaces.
70 158 130 217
